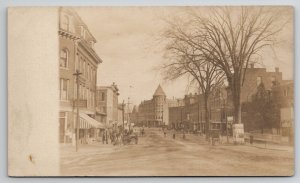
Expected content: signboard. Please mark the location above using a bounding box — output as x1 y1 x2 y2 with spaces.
232 124 245 144
226 116 233 128
73 100 87 108
227 116 233 123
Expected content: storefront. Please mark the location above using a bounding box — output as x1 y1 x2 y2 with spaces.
78 112 105 144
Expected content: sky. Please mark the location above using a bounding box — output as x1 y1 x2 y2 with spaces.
75 7 293 106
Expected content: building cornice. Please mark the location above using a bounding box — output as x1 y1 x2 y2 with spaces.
58 29 80 41
78 40 103 65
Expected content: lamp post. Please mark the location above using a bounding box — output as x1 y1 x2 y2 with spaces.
73 69 82 152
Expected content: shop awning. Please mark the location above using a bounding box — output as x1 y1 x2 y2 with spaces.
79 112 105 129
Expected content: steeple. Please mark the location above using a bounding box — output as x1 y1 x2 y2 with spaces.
153 84 166 97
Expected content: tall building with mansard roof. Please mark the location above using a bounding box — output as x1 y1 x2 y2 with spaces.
58 7 103 144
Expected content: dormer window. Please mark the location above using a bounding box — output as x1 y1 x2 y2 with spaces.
89 41 94 49
61 15 69 31
80 26 86 39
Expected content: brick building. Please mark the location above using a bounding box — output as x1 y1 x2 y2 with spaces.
241 64 282 103
59 8 103 144
168 64 284 134
272 80 294 138
95 83 120 128
168 90 229 134
137 85 171 127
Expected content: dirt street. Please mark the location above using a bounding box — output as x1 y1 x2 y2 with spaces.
60 128 294 176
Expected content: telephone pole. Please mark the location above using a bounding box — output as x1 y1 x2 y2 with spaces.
73 69 82 152
122 100 125 133
127 97 132 131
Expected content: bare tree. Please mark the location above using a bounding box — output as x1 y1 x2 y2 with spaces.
166 7 284 124
162 27 225 139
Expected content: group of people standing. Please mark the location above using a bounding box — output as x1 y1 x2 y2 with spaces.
102 130 123 146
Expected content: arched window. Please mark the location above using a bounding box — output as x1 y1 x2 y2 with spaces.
60 49 68 68
61 15 69 31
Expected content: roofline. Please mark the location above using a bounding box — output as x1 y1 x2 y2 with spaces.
60 7 97 42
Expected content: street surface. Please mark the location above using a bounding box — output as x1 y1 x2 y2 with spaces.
60 128 294 176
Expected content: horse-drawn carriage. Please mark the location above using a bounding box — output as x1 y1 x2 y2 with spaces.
122 130 138 145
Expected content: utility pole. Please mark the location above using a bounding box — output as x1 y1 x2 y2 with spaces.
73 69 82 152
122 100 125 133
127 97 132 131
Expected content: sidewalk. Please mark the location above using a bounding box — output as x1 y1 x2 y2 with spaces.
60 142 123 158
164 129 293 152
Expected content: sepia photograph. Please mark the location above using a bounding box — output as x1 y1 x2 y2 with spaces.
8 6 294 177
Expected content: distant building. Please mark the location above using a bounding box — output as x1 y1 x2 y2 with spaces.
137 85 172 127
59 8 103 144
168 64 285 134
240 65 292 133
95 83 119 128
272 80 294 139
130 105 139 125
241 64 282 103
168 99 185 129
168 91 228 133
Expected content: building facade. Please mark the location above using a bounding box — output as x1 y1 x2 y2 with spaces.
59 8 103 144
272 80 294 139
95 83 120 128
241 64 283 103
137 85 170 127
168 64 283 134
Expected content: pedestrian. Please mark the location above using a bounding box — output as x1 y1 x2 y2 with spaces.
105 131 108 144
102 132 105 144
164 131 167 137
173 133 175 139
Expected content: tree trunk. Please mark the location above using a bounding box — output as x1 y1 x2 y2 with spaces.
231 75 242 124
204 95 210 140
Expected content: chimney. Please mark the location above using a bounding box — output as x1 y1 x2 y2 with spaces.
275 67 279 72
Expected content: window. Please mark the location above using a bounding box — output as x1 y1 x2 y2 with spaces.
83 61 86 77
61 15 69 31
80 85 83 99
60 49 68 68
257 76 262 86
74 80 77 99
101 92 105 101
60 78 69 100
271 76 276 86
75 54 79 71
283 89 287 97
80 26 86 38
87 64 90 80
80 57 83 73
